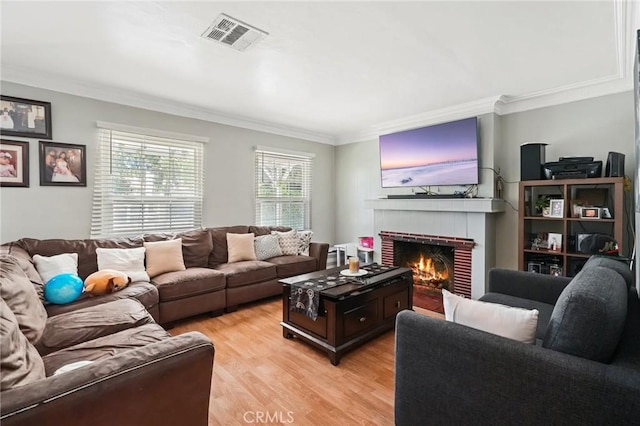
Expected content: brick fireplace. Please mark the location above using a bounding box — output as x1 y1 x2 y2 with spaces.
380 231 473 312
365 197 504 300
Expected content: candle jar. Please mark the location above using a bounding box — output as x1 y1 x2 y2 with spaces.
349 256 360 274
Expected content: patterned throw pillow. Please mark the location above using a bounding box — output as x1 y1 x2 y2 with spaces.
272 230 300 256
298 230 313 255
254 234 283 260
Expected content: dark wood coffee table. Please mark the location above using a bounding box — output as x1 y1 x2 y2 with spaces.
280 265 413 365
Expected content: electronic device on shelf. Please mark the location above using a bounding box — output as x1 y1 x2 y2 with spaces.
543 156 602 179
379 117 479 188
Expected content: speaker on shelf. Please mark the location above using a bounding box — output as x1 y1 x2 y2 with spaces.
605 151 625 177
520 142 547 181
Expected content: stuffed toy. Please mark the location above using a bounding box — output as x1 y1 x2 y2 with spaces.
84 269 131 296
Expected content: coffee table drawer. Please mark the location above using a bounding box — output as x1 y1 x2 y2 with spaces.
343 300 379 338
383 288 409 319
289 310 327 338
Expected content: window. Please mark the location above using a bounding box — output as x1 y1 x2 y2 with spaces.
254 147 313 230
92 123 205 238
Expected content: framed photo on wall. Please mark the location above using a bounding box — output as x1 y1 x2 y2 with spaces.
39 141 86 186
0 96 52 139
0 139 29 187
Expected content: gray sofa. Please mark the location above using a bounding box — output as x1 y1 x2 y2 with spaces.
394 255 640 425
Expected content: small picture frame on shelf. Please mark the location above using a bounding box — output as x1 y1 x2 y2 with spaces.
602 207 612 218
549 264 563 277
579 207 601 219
548 199 564 218
548 233 562 252
527 262 542 273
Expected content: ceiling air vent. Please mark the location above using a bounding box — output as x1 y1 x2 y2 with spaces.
201 13 268 52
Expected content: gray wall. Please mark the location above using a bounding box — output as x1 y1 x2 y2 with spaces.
335 91 636 270
0 82 335 244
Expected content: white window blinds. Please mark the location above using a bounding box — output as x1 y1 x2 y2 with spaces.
92 126 204 238
254 148 313 230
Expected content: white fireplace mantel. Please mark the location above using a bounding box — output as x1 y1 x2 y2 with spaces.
364 197 505 213
364 197 505 299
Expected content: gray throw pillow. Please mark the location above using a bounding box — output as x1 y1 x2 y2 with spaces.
254 234 283 260
542 266 627 362
582 255 633 288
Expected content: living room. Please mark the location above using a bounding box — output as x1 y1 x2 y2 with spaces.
1 1 640 425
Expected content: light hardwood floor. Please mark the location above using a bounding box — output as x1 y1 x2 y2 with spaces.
171 298 390 425
171 298 443 425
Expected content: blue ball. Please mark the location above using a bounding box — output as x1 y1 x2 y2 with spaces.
44 273 84 305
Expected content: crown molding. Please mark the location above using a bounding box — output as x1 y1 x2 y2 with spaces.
336 95 504 144
0 65 337 145
336 0 638 145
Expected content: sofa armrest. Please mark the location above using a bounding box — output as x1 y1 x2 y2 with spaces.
394 310 640 425
309 242 329 270
1 332 214 426
487 268 572 305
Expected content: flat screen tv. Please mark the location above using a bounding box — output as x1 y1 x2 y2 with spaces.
380 117 479 188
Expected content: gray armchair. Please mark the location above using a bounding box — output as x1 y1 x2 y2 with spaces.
394 257 640 425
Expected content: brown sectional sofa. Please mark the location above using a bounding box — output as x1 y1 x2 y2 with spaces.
0 255 214 426
4 225 329 326
0 225 328 425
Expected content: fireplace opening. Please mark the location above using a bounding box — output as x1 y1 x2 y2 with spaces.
394 240 455 313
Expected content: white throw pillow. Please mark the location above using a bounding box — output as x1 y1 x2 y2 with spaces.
96 247 149 283
272 230 300 256
227 233 257 263
33 253 79 284
442 289 539 344
297 230 313 255
143 239 186 278
254 234 283 260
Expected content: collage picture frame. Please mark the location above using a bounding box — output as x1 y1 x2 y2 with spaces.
0 95 52 140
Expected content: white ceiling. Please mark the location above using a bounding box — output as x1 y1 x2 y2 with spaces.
1 1 638 144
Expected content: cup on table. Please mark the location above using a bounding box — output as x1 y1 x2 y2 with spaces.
349 256 360 274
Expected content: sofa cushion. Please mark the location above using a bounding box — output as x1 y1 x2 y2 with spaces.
41 323 170 377
248 226 291 236
227 233 257 263
36 299 154 356
543 266 627 362
442 289 539 344
19 237 144 281
45 282 158 319
208 226 249 266
272 230 300 255
33 253 78 284
0 256 48 345
267 255 317 278
254 234 283 260
152 268 226 302
144 228 213 268
214 261 277 288
96 247 149 283
0 297 45 390
582 255 633 288
479 292 554 341
143 239 186 278
0 243 44 301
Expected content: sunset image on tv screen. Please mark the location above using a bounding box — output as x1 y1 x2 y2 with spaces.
379 117 478 187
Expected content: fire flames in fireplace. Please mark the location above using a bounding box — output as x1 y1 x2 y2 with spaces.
408 252 454 293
